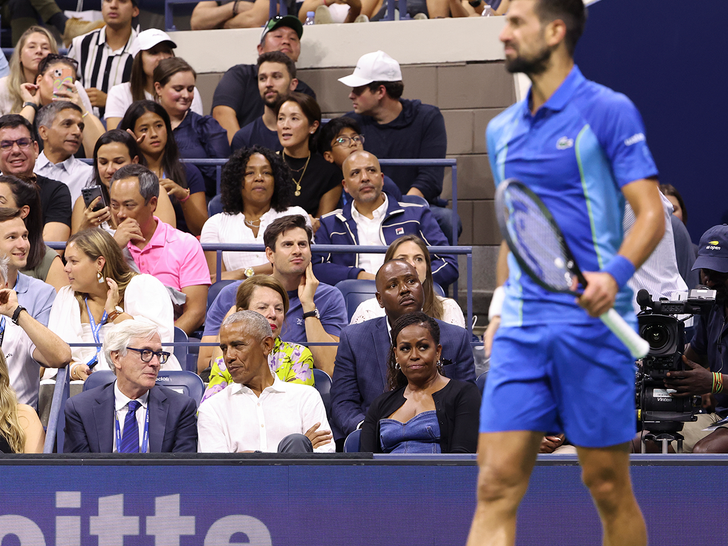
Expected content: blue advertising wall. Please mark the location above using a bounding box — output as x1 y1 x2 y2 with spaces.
0 456 724 545
575 0 728 244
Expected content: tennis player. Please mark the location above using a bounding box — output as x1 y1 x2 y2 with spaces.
467 1 665 545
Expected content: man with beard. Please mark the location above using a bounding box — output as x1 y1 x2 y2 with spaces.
468 1 665 545
656 225 728 453
230 52 298 153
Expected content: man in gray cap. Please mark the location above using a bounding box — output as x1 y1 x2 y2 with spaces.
338 50 459 244
658 224 728 452
209 15 317 143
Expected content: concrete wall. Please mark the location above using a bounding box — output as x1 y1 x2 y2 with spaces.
171 17 517 314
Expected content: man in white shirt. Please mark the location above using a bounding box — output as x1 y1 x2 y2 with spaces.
33 101 94 203
197 310 334 453
63 319 198 453
0 211 71 409
68 0 140 118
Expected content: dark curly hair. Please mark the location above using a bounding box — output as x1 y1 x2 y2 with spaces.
386 311 441 391
220 146 293 214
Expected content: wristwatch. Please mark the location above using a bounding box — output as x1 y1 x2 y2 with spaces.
107 306 124 323
11 305 26 325
302 308 320 320
243 267 255 279
22 102 39 112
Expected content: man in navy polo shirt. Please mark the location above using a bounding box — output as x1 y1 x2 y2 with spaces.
468 1 665 545
199 215 346 377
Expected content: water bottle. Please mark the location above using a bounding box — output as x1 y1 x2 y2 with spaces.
304 11 315 25
481 3 496 16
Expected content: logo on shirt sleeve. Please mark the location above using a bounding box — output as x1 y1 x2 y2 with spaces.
556 137 574 150
624 133 646 146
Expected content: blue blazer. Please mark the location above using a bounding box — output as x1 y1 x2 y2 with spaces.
330 316 475 440
63 383 198 453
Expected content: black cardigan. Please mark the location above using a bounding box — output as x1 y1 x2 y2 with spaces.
360 379 481 453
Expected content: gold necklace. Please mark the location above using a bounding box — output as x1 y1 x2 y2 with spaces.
284 151 310 197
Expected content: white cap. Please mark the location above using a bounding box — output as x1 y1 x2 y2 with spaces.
338 50 402 87
136 29 177 51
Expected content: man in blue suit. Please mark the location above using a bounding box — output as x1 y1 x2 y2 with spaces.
64 320 198 453
330 259 475 442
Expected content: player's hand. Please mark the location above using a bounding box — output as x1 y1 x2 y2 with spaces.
484 316 500 358
665 355 713 396
298 263 319 309
85 87 107 107
113 218 144 247
539 434 565 453
577 271 618 317
304 422 333 449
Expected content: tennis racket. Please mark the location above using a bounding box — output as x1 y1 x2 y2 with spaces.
494 178 649 359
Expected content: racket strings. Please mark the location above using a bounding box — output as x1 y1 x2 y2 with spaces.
504 190 575 291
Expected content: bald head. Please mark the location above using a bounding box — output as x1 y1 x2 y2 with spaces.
342 150 384 207
375 259 424 322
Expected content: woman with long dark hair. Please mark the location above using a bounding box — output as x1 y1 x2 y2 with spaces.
120 100 207 235
360 312 480 453
0 174 66 290
71 129 176 234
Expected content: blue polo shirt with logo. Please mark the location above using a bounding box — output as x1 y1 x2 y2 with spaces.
487 65 658 326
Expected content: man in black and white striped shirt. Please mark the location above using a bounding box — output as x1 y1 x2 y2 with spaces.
68 0 140 119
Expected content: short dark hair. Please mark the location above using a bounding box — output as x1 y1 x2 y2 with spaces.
0 206 22 224
533 0 587 55
386 311 441 390
0 115 35 141
263 214 312 251
318 116 361 155
257 51 296 80
110 163 160 203
660 184 688 225
220 146 293 215
37 54 78 79
367 80 404 100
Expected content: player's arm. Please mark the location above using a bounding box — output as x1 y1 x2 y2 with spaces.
579 178 665 317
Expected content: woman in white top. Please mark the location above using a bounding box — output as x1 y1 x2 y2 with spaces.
200 146 310 282
350 234 466 328
104 29 203 130
48 228 180 381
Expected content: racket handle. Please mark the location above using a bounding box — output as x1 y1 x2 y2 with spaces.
599 308 650 359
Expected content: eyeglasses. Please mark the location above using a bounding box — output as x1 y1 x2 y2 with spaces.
332 135 365 147
0 138 32 151
127 347 170 364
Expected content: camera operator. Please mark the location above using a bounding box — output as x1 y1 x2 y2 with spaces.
664 224 728 453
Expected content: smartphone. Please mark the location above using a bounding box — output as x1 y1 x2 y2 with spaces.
52 67 74 96
81 186 107 212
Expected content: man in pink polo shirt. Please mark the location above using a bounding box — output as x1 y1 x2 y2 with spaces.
109 164 209 335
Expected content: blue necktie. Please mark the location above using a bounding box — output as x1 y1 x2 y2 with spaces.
119 400 140 453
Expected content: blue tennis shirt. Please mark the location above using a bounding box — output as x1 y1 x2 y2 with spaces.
487 66 659 326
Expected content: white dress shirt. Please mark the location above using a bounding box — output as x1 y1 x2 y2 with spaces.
112 381 150 453
351 194 389 275
3 319 40 409
197 373 334 453
34 151 94 204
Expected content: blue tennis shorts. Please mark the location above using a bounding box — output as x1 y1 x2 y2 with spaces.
480 321 637 448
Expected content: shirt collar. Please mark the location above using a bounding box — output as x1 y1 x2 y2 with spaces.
114 380 150 411
351 193 388 222
231 369 284 395
14 272 29 294
522 64 585 118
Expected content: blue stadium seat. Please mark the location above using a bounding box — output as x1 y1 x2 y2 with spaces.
208 194 223 217
400 194 429 207
335 279 377 322
313 369 332 419
432 282 446 297
173 327 189 370
344 429 362 453
83 370 205 407
208 279 237 310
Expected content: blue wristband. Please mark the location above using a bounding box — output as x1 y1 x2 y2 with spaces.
601 255 635 290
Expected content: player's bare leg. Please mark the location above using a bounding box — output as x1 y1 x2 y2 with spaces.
466 430 543 546
577 443 647 546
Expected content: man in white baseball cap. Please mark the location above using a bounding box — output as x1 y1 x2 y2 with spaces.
339 50 460 245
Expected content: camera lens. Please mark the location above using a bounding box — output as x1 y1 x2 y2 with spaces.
643 323 669 351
